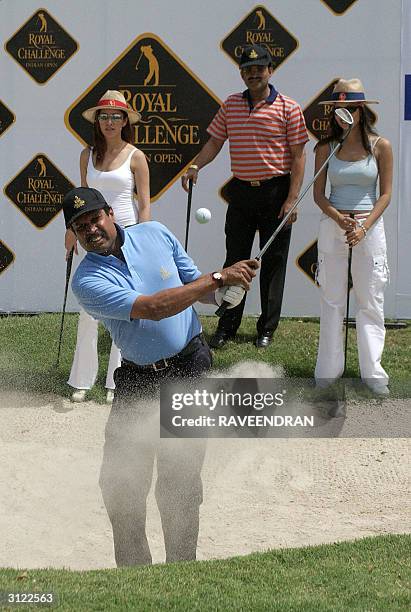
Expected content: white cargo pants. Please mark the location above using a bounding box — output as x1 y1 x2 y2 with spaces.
315 214 389 383
68 308 121 390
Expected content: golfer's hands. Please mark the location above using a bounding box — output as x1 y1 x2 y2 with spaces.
278 198 298 225
181 166 199 192
221 259 259 291
65 228 78 260
215 285 245 309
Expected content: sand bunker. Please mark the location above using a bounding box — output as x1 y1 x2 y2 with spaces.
0 385 409 570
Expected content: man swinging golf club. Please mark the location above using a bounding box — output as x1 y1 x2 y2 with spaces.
62 186 258 566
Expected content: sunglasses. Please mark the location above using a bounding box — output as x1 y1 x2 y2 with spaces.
97 113 124 122
335 105 361 114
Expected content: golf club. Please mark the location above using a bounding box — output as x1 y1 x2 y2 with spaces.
343 214 355 376
215 108 354 317
184 178 193 251
56 247 74 367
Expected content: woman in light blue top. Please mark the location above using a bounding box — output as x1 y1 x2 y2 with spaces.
313 79 393 395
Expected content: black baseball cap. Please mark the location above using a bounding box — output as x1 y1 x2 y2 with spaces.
63 187 108 228
239 45 272 68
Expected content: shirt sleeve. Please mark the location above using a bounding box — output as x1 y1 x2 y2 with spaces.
73 273 140 322
207 102 228 142
168 232 202 284
286 104 309 146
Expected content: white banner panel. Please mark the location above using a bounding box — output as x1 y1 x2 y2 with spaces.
0 0 405 317
397 0 411 317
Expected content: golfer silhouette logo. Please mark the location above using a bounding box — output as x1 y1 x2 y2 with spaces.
255 9 266 30
135 45 160 86
36 157 47 177
37 12 48 33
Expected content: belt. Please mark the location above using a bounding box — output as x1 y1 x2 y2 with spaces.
122 334 204 372
239 174 290 187
339 210 371 217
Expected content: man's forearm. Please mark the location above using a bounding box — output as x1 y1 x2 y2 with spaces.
131 274 221 321
193 137 224 170
131 258 257 320
288 151 306 200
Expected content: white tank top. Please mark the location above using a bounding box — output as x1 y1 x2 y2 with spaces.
86 148 138 227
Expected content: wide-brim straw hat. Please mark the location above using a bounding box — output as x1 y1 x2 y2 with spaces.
319 78 379 105
82 90 140 124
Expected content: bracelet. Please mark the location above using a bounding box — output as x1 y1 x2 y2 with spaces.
357 218 368 237
189 164 199 171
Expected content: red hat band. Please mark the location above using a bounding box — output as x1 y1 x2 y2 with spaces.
97 99 129 110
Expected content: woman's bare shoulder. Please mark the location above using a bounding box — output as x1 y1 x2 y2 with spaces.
80 146 92 160
373 136 391 150
129 145 147 164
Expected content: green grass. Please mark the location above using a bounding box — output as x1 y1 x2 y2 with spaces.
0 314 409 402
0 535 409 611
0 318 409 609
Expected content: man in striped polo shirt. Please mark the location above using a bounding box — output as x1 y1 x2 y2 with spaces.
182 44 309 348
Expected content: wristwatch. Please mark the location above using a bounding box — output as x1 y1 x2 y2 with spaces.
211 271 224 287
189 164 199 171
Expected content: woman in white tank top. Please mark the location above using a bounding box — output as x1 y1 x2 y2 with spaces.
64 90 150 402
313 79 393 396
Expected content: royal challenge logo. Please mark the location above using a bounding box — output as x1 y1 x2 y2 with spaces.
304 79 340 142
4 155 74 228
65 34 221 201
5 8 78 84
221 5 298 72
0 100 15 139
0 241 15 276
320 0 359 15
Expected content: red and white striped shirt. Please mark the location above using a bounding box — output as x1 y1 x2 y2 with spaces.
207 87 309 181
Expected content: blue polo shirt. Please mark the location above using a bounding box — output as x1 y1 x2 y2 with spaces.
72 222 202 365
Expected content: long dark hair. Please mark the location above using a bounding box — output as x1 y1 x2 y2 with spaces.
92 110 133 163
315 106 378 154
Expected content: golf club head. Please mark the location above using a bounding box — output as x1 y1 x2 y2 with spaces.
335 107 354 127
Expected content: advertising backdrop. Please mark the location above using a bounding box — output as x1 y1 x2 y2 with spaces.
0 0 406 317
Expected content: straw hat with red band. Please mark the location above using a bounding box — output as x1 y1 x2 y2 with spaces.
82 90 141 124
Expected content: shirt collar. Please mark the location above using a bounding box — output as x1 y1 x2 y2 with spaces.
242 83 278 110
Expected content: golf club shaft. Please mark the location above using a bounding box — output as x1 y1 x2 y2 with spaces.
343 214 355 377
184 179 193 251
257 142 344 260
56 248 74 367
215 137 349 318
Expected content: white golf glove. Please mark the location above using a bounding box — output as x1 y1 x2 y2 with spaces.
215 285 245 309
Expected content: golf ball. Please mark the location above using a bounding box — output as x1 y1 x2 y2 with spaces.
195 208 211 224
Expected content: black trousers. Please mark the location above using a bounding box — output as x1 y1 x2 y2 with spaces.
99 336 212 566
217 175 292 336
